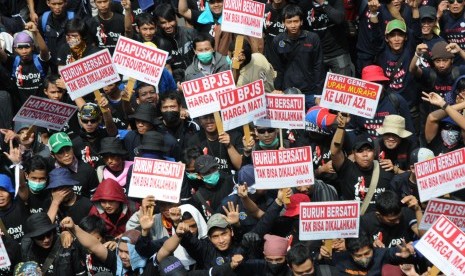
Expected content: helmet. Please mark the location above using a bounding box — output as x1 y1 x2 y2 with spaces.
78 103 101 120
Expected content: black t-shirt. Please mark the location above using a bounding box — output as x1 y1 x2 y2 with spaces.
361 207 417 247
390 171 418 200
1 200 29 242
27 189 52 214
72 128 110 169
71 159 100 197
194 174 235 220
86 13 125 54
50 196 92 225
263 4 285 60
375 138 416 171
336 158 394 213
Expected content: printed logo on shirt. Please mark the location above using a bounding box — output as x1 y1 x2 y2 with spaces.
215 257 225 265
7 225 24 240
279 40 285 47
239 212 247 221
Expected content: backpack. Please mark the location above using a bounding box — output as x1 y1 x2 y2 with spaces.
11 54 45 79
41 11 75 34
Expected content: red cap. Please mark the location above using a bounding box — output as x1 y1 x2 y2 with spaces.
361 65 389 82
283 193 310 217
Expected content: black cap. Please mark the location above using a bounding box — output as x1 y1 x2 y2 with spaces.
419 6 437 20
194 155 218 175
353 134 374 151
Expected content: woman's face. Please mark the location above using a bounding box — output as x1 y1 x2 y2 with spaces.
382 133 401 150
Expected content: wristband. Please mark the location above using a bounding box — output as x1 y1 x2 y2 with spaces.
441 103 449 110
337 126 345 129
369 11 379 18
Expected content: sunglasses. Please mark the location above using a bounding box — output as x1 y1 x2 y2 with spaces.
81 119 98 124
443 124 459 131
448 0 464 3
35 231 53 240
256 128 276 134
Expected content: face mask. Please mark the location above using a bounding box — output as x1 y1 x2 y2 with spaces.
441 129 460 147
226 56 232 65
259 137 279 149
186 172 198 180
162 111 180 125
197 51 213 64
68 37 81 48
354 256 372 268
266 262 286 274
203 171 220 186
28 180 46 192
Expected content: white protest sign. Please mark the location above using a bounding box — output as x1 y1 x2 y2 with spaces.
252 146 314 189
415 215 465 275
181 71 235 118
415 148 465 202
319 72 382 119
128 157 185 203
113 36 168 86
0 236 10 270
420 198 465 232
221 0 265 38
219 79 266 131
59 49 120 100
299 201 360 240
255 94 306 129
13 96 78 131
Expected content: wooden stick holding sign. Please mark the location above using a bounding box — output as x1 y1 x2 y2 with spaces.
243 124 251 147
123 77 136 101
279 129 284 149
324 239 334 255
93 91 109 113
428 266 440 276
214 112 224 134
232 35 244 83
24 125 36 141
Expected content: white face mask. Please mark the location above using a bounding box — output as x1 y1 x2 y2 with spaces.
68 37 81 48
441 129 460 147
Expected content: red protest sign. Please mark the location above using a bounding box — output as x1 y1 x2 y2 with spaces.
13 96 78 131
420 198 465 232
219 79 266 131
128 157 185 203
59 49 120 100
252 146 314 189
415 148 465 202
182 71 235 118
415 215 465 275
255 94 306 129
320 73 382 119
221 0 265 38
299 201 360 240
113 36 168 86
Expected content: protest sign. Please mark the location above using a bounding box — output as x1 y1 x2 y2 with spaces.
252 146 314 189
299 201 360 240
415 215 465 275
128 157 185 203
13 96 77 131
219 79 266 131
221 0 265 38
319 73 382 119
182 71 235 118
420 198 465 232
59 49 119 100
113 36 168 86
0 236 10 270
255 94 306 129
415 148 465 202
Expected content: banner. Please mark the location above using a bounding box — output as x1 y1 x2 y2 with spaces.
415 215 465 275
113 36 168 86
221 0 265 38
128 157 185 203
319 73 382 119
420 198 465 231
13 96 77 131
415 148 465 202
252 146 314 189
299 201 360 240
60 49 120 100
255 94 306 129
0 236 10 270
182 71 235 118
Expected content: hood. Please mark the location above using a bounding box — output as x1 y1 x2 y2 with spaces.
447 75 465 104
180 204 208 239
92 178 128 203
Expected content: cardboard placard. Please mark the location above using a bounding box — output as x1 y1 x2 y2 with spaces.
299 201 360 240
128 157 185 203
221 0 265 38
420 198 465 231
113 36 168 86
255 94 306 129
0 236 10 270
415 148 465 202
415 215 465 275
182 71 235 118
59 49 120 100
13 96 78 131
219 79 266 131
319 73 382 119
252 146 314 189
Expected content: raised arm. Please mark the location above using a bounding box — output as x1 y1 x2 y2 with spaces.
330 113 348 171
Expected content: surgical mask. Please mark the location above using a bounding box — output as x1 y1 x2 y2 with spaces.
186 172 198 180
441 129 460 147
68 37 81 48
259 137 279 149
197 51 213 64
162 111 180 125
28 180 46 192
226 56 232 65
203 171 220 186
266 262 286 274
354 256 373 268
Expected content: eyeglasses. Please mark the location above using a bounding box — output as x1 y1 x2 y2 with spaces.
448 0 464 4
35 231 53 240
256 128 276 134
81 119 98 124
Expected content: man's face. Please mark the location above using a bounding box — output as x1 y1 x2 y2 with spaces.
434 58 453 74
15 44 33 61
183 218 199 236
26 170 47 183
103 155 124 171
284 16 302 37
194 41 214 55
47 0 66 15
354 146 374 169
208 0 223 15
199 114 216 133
377 212 402 226
102 84 117 95
449 0 465 15
389 0 402 11
158 17 176 35
138 23 156 42
137 86 158 106
33 231 54 249
79 117 100 133
95 0 111 14
0 189 11 209
135 119 153 135
44 83 65 101
290 259 314 276
161 99 180 113
386 31 406 53
351 246 373 267
209 228 232 251
420 18 435 35
100 200 121 215
255 127 277 145
118 242 131 268
382 133 401 150
53 146 75 166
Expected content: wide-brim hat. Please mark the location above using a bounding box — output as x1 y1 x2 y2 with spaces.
361 65 389 82
99 137 128 156
137 131 168 153
23 212 57 239
46 167 79 189
128 103 157 125
376 115 412 138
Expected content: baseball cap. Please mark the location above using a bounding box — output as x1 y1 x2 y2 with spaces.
207 213 230 234
194 155 218 175
13 31 33 48
48 132 73 153
353 134 374 151
409 148 435 165
419 6 437 20
385 19 407 34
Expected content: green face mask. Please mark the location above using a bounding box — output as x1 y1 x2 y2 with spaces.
259 137 279 149
28 180 46 192
197 51 213 64
226 56 232 65
203 171 220 186
186 172 198 180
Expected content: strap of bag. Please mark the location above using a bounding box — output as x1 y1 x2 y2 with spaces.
0 217 11 239
360 160 380 215
41 238 62 275
194 192 215 215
